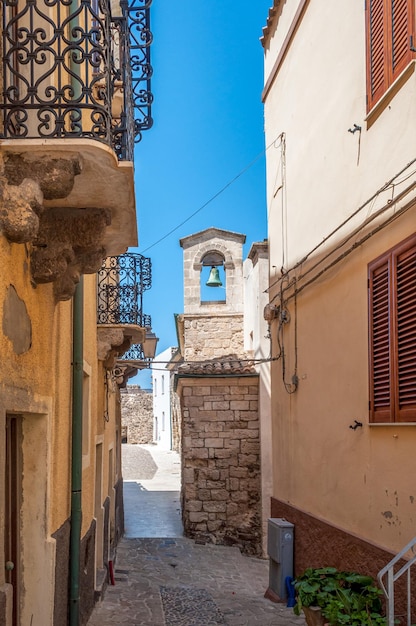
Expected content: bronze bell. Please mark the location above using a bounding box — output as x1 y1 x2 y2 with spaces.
206 266 222 287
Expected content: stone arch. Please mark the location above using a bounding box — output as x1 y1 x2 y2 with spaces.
192 242 235 271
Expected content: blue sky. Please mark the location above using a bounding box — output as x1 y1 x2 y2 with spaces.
131 2 272 386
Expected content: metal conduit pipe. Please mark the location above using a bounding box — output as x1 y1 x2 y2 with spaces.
70 276 84 626
69 3 83 621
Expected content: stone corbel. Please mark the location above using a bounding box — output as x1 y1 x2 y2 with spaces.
3 153 82 200
113 363 139 388
0 176 43 243
31 206 110 300
97 325 145 370
0 154 114 301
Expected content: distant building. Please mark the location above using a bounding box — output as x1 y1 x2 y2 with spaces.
120 386 153 444
174 228 268 556
152 347 177 449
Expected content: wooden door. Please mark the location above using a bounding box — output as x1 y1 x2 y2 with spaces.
5 415 21 626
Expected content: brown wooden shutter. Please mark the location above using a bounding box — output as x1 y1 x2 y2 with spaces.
394 240 416 421
366 0 387 111
369 255 393 422
366 0 415 111
391 0 414 80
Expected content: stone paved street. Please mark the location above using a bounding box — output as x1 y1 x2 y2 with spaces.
87 444 306 626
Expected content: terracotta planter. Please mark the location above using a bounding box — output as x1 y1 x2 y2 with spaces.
302 606 325 626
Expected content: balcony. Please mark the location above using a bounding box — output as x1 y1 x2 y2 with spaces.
114 332 159 386
96 252 156 370
0 0 153 300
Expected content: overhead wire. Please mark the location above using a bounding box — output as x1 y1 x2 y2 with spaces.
266 152 416 393
271 178 416 307
140 132 285 254
266 157 416 295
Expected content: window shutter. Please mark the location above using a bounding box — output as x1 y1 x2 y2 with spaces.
366 0 387 110
391 0 414 80
369 256 393 422
394 242 416 421
366 0 415 111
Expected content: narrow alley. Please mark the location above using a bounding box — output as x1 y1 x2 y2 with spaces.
87 444 305 626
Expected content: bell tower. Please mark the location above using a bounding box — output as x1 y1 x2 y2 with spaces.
179 227 246 361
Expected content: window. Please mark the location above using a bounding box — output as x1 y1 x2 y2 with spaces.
365 0 415 111
368 234 416 422
161 375 165 395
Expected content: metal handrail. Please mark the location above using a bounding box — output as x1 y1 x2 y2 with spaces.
378 536 416 626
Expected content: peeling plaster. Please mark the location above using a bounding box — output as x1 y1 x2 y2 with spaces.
2 285 32 354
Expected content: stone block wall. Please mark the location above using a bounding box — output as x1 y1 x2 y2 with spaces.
183 314 244 361
180 228 246 315
177 375 262 556
120 385 153 444
171 386 181 453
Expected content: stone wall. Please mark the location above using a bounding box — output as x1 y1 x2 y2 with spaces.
171 386 181 453
183 314 244 360
177 374 261 556
180 228 246 315
120 385 153 444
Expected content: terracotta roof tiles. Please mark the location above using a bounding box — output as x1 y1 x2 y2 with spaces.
177 355 256 376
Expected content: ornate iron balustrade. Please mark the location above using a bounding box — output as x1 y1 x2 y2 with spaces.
97 252 151 325
120 342 150 363
0 0 153 159
113 0 153 159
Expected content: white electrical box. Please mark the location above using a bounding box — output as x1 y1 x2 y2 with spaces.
267 518 294 600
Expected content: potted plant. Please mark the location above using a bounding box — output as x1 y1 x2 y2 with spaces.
293 566 388 626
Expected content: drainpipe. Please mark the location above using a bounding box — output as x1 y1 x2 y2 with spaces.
70 276 84 626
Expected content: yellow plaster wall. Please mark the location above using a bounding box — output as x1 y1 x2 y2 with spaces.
81 273 118 536
0 237 74 534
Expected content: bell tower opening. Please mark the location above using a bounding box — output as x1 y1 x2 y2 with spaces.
200 251 225 303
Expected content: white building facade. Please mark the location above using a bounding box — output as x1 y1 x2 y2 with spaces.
152 347 176 449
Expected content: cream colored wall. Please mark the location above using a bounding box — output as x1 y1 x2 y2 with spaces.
263 0 416 555
243 249 272 556
264 0 416 273
263 0 302 78
270 208 416 554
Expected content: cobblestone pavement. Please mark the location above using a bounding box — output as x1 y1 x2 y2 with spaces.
87 445 306 626
87 536 305 626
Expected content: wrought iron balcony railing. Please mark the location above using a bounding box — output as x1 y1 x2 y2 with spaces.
1 0 153 161
97 252 151 325
120 342 150 363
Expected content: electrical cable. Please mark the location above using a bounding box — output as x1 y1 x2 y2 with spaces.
266 157 416 295
278 191 416 304
273 179 416 303
140 132 285 254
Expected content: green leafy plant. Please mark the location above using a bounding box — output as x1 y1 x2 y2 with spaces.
293 567 388 625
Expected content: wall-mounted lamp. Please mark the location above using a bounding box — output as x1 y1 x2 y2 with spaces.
142 331 159 359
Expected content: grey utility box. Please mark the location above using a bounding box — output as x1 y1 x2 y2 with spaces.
267 518 294 600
